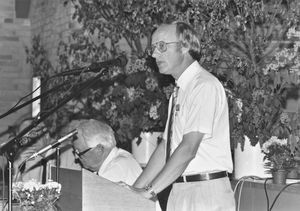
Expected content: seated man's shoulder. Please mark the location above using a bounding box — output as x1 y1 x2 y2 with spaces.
108 149 141 172
113 149 137 164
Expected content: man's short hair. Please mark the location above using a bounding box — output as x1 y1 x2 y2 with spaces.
77 119 116 149
174 21 201 60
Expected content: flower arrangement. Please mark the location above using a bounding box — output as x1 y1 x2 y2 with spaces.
227 21 300 149
262 136 297 173
13 180 61 211
26 0 300 150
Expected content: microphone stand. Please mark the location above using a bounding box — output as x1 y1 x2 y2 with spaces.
0 68 107 211
56 147 60 183
0 79 74 120
8 160 13 211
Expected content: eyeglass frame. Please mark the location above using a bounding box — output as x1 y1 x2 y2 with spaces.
147 41 181 56
73 144 103 157
73 147 93 157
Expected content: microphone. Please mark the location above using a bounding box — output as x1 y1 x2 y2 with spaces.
26 129 78 160
57 55 128 76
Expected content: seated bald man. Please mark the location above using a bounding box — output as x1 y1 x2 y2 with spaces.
72 119 142 185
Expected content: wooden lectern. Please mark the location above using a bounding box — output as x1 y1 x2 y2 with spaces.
50 167 156 211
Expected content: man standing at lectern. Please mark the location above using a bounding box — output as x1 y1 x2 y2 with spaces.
72 119 142 185
132 22 235 211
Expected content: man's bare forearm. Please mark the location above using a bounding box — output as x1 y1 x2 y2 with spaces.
150 132 203 194
133 140 166 188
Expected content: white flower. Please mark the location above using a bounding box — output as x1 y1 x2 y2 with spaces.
92 101 102 110
262 136 288 153
235 98 243 122
126 58 149 74
44 181 62 193
149 101 161 120
145 77 158 91
264 27 300 76
280 112 290 124
127 87 136 101
126 87 143 102
22 180 41 192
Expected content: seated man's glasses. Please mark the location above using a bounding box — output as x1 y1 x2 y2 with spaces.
73 144 103 158
147 41 180 56
74 147 93 157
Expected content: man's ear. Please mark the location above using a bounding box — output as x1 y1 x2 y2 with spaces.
180 41 190 54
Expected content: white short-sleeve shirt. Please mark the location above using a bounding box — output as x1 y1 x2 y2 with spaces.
97 147 142 185
163 61 233 175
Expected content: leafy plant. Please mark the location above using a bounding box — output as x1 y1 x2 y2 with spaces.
26 0 300 149
262 136 297 172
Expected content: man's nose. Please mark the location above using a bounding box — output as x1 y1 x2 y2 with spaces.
152 48 160 58
74 153 79 159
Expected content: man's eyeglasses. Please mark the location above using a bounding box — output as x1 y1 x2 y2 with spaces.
74 147 93 157
147 41 180 56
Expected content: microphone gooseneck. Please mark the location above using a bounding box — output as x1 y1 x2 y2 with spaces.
26 129 78 161
56 55 128 76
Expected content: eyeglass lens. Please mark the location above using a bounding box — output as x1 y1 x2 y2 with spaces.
147 41 180 56
75 147 93 157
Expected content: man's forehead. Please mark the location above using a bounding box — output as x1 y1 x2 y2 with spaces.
73 138 88 150
73 134 99 149
152 24 177 44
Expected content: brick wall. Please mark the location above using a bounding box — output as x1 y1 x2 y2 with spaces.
29 0 74 66
0 0 32 143
0 0 73 141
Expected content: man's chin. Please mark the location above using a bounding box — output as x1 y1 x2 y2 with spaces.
159 68 169 75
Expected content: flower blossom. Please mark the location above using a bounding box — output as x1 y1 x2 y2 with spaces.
262 136 287 153
280 112 290 124
149 101 161 120
126 58 148 74
263 27 300 75
126 87 143 102
127 87 136 101
22 180 41 192
235 98 243 122
145 77 158 91
44 181 62 194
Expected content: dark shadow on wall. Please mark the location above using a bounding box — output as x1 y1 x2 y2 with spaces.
15 0 31 19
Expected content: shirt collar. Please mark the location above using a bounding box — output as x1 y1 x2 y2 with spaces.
98 147 118 174
176 61 202 91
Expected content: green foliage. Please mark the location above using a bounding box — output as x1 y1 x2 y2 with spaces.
26 0 300 148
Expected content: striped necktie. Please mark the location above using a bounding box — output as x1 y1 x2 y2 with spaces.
166 86 179 162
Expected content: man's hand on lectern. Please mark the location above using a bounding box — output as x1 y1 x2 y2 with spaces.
129 186 156 201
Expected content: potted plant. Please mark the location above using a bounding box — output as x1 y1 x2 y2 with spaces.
262 136 297 184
